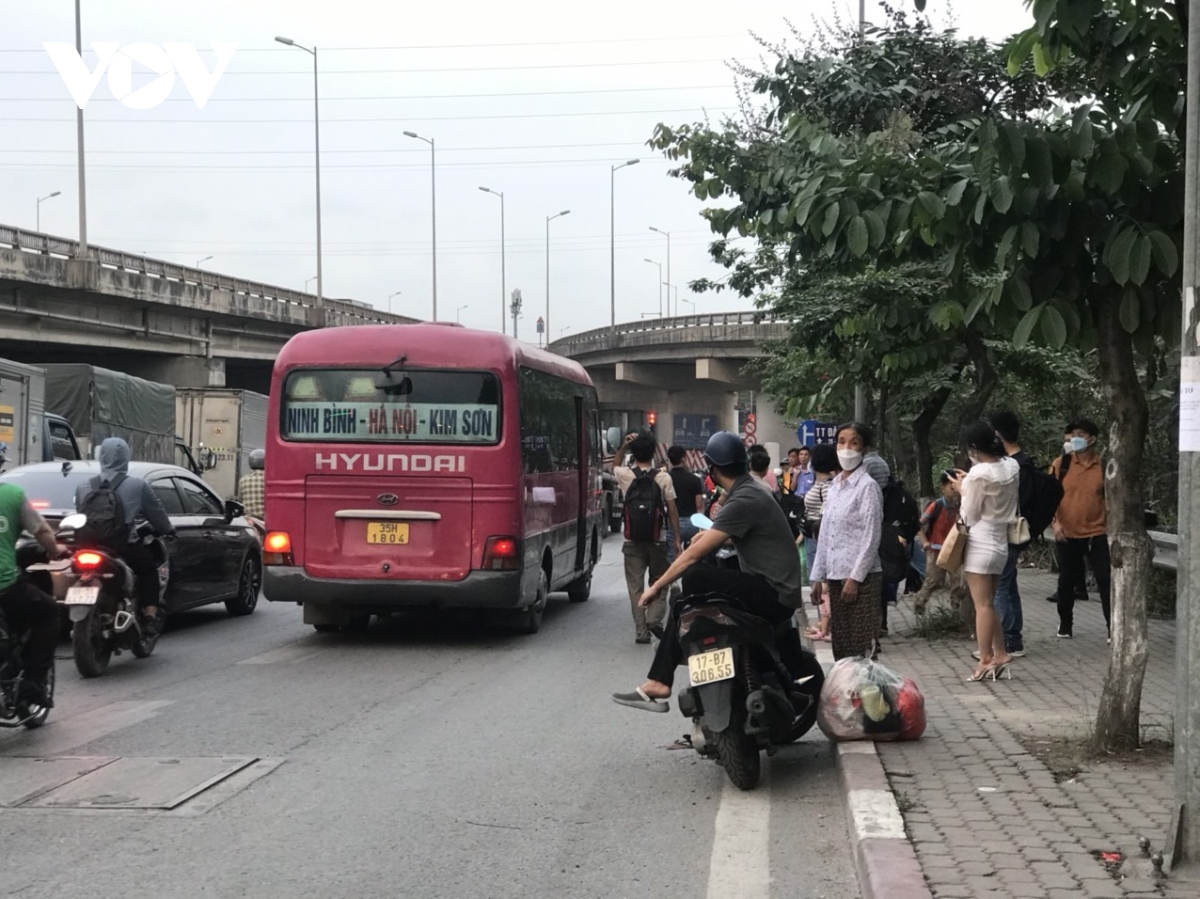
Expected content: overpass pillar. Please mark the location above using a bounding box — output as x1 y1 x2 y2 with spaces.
132 355 226 388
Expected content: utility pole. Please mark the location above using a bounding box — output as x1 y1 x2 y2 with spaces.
853 0 868 420
1170 0 1200 875
510 289 522 341
74 0 88 258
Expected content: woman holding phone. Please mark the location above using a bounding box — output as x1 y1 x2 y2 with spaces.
949 421 1020 682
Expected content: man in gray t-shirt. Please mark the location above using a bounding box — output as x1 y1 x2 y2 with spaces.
709 475 802 607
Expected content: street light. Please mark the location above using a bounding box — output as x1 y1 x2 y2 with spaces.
679 295 695 314
388 290 402 315
643 258 663 317
36 191 61 232
405 130 437 321
456 304 469 323
664 282 682 316
275 36 323 306
73 0 87 258
196 255 213 269
610 159 640 328
305 275 317 292
479 186 506 334
649 226 671 315
556 326 572 338
546 209 571 342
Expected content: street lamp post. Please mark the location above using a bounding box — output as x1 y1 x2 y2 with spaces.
649 226 671 315
36 191 61 232
405 131 437 321
196 255 213 269
275 36 323 306
545 209 570 342
679 295 695 314
388 290 402 315
456 304 469 323
664 282 682 316
305 275 317 292
610 159 640 328
643 258 662 317
479 187 506 334
73 0 88 258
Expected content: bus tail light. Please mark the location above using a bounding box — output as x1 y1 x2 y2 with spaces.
263 531 294 566
482 536 520 571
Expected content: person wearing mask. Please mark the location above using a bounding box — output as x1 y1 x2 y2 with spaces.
1044 426 1089 607
73 437 176 637
948 422 1020 681
0 482 67 707
613 432 681 644
801 443 839 641
1050 419 1111 639
664 444 705 568
912 471 963 616
987 411 1031 657
238 449 266 520
809 423 884 660
611 431 813 711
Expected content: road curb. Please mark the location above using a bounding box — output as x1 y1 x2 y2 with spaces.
809 635 932 899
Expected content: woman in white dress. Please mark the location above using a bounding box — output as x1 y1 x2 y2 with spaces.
949 421 1020 682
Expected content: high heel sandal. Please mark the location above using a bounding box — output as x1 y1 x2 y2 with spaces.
967 664 996 682
991 663 1012 680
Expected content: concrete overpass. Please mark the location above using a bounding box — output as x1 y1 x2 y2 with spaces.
549 312 800 457
0 225 416 393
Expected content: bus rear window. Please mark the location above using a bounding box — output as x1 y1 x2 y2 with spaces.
280 369 501 444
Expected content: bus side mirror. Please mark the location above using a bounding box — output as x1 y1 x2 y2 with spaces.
605 427 622 452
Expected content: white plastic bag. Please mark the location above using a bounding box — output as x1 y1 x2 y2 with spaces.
818 656 925 742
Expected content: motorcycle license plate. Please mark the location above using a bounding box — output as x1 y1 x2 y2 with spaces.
688 648 734 686
64 586 100 606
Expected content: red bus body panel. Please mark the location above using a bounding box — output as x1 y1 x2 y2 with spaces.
262 323 603 613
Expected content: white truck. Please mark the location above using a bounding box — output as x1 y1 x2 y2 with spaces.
175 388 269 500
0 357 83 468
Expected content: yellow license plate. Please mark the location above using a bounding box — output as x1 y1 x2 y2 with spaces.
366 522 410 545
688 648 734 686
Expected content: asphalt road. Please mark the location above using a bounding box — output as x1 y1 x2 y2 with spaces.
0 534 859 899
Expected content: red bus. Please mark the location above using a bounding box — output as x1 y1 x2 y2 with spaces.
261 323 605 634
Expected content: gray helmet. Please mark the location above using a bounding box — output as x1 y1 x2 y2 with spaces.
249 448 265 471
702 431 748 468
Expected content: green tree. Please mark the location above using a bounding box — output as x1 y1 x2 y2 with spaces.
654 0 1185 750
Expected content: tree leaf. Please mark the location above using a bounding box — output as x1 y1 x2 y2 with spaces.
1032 41 1051 76
847 215 869 257
1094 151 1129 194
760 207 774 225
1020 222 1040 259
973 192 988 224
1119 289 1140 334
1129 234 1152 285
863 209 886 247
1107 228 1137 285
917 190 946 220
995 225 1018 269
1041 305 1067 347
945 179 970 207
1011 276 1034 312
821 202 841 237
990 176 1014 213
1013 305 1043 348
1000 123 1026 170
1025 137 1054 187
1147 230 1180 277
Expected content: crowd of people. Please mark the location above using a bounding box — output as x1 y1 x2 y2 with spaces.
610 407 1114 698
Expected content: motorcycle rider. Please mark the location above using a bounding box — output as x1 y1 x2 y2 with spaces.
237 449 266 520
612 430 814 712
0 480 68 706
73 438 175 636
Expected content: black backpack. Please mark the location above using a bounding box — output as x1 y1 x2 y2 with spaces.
880 478 920 584
623 468 666 543
77 475 131 550
1021 456 1063 540
776 491 806 540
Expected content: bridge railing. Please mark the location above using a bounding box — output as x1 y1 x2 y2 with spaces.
550 310 786 354
0 225 415 326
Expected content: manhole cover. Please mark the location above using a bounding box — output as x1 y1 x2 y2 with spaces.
25 757 257 810
0 757 116 808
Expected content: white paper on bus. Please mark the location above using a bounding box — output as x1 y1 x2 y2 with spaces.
284 402 498 442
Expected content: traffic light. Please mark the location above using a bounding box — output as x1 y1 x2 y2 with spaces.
647 411 657 428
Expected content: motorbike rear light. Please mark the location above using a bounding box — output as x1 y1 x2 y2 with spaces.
31 500 49 509
702 636 718 646
73 551 104 570
263 531 294 566
482 536 520 571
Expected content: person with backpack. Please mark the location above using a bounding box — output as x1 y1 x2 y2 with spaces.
986 411 1063 658
73 438 176 637
613 432 680 644
912 471 963 617
664 445 705 566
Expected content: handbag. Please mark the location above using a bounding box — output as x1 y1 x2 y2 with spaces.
936 518 969 572
1007 516 1031 545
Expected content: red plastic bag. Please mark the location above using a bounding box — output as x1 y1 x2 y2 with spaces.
895 676 926 741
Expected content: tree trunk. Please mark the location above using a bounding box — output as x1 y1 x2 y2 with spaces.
958 330 999 424
912 382 955 497
1091 288 1154 752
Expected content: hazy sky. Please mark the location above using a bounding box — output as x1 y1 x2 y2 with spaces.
2 0 1035 338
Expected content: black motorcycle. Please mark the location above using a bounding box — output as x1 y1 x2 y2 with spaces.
55 514 169 678
0 540 59 729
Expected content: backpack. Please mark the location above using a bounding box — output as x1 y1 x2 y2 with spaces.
880 479 920 584
1021 456 1063 540
623 468 666 543
77 475 130 550
776 491 806 540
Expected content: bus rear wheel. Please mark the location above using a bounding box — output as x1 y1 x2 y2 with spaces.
517 572 548 635
566 571 592 603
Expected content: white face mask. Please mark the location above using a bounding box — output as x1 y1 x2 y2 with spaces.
1062 441 1073 456
1070 436 1091 453
837 449 863 470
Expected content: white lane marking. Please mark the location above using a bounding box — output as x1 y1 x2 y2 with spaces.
847 788 907 840
706 775 771 899
237 644 319 665
5 701 174 756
